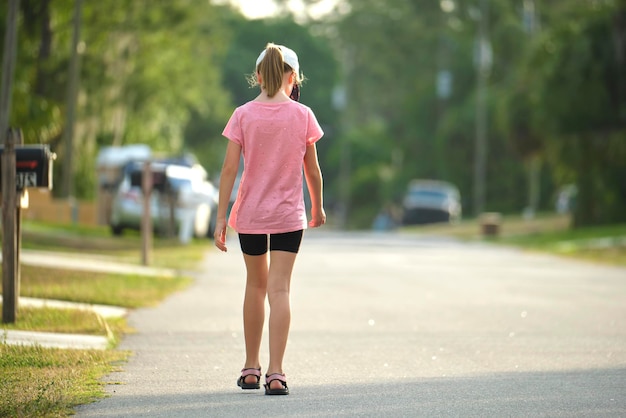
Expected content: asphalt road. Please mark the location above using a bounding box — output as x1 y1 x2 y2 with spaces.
77 231 626 417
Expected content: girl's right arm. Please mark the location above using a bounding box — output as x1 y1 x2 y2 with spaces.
214 141 242 252
303 143 326 228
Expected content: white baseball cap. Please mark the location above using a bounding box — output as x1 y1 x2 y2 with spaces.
256 44 300 77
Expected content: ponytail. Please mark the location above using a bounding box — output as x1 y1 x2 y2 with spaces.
253 43 296 98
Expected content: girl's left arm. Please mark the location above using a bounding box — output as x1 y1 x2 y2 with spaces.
303 143 326 228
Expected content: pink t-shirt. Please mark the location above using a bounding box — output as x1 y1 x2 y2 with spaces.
222 100 323 234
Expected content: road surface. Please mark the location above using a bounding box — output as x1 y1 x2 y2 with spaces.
77 231 626 417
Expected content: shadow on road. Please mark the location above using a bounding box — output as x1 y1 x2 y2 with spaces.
80 367 625 417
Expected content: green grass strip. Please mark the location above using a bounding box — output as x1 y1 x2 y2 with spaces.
0 344 128 417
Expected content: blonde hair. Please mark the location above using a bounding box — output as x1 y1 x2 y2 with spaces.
248 43 302 97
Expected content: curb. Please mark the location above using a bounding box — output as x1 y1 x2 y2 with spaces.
18 296 128 318
3 329 110 350
1 297 127 350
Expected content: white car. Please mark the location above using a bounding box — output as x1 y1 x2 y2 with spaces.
110 162 218 241
402 179 462 225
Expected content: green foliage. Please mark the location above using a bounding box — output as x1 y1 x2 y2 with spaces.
330 0 625 228
337 121 401 227
330 0 533 225
522 2 626 226
2 0 623 228
3 0 234 196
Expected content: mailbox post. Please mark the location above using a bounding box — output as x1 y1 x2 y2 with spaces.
1 132 56 324
141 161 153 266
130 162 170 266
2 129 18 323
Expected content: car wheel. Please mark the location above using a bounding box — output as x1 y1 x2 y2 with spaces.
207 206 217 239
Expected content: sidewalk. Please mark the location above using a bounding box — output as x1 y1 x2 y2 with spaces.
5 249 177 277
3 329 112 350
1 250 172 349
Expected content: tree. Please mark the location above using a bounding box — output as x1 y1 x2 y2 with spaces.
326 0 532 226
517 1 626 226
2 0 234 198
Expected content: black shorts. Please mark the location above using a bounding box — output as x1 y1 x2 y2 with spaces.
238 230 304 256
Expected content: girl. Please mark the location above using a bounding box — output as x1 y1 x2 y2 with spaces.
214 43 326 395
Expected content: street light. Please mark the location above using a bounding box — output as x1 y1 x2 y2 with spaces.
522 0 541 219
333 45 354 230
62 0 83 204
438 0 456 102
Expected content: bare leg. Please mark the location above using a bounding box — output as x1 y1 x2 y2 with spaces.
242 253 268 384
266 250 298 390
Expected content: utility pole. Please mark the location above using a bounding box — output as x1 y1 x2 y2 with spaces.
0 0 19 139
1 0 20 324
523 0 541 219
62 0 83 199
473 0 491 217
333 47 353 230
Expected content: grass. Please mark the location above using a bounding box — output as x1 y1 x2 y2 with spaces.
15 264 192 308
1 220 211 417
0 344 128 418
498 222 626 266
1 305 110 336
401 213 626 266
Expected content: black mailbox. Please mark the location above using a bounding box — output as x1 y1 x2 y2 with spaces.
129 166 169 193
0 144 56 190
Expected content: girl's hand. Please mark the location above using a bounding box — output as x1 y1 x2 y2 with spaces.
214 219 228 252
308 208 326 228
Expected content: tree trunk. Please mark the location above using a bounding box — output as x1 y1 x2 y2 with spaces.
34 0 52 96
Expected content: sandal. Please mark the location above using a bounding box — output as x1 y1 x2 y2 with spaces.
237 368 261 390
264 373 289 395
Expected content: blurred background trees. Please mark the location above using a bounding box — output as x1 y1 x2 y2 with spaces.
1 0 624 228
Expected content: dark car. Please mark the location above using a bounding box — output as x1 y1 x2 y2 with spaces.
402 179 462 225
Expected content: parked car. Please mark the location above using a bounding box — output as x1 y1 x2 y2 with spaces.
110 161 218 241
401 179 462 225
